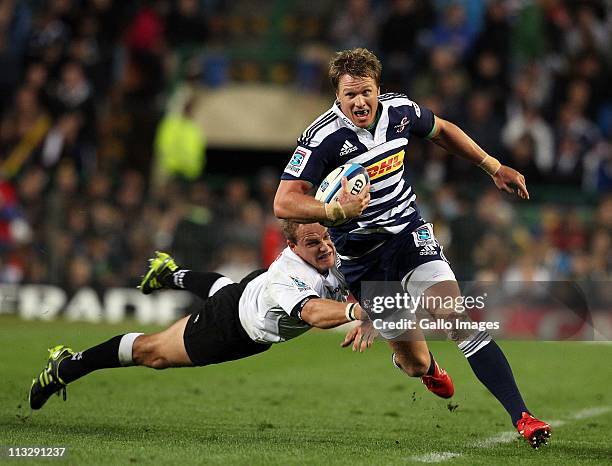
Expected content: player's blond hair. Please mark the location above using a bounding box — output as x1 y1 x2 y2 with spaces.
329 48 382 90
279 219 300 244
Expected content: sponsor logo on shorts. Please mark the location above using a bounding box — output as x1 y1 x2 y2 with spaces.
366 150 404 180
284 147 312 177
419 244 438 256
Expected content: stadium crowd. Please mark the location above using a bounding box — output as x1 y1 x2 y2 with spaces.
0 0 610 297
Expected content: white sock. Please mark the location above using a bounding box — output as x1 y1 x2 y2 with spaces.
209 277 234 297
118 333 143 366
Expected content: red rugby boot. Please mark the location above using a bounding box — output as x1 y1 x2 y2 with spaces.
517 412 551 449
421 360 454 399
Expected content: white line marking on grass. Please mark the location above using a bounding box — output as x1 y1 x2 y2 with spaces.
410 452 460 463
411 406 612 463
472 431 517 448
568 406 611 419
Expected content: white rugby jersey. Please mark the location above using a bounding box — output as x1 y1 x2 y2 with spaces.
281 93 435 259
238 247 349 344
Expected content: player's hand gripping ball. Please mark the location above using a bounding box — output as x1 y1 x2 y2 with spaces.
315 163 370 227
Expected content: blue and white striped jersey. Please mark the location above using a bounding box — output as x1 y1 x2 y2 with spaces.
281 93 435 259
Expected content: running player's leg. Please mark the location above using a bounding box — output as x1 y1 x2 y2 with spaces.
388 337 430 377
388 331 454 399
411 262 550 446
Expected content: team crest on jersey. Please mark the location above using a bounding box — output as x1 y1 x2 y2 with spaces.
366 150 405 180
394 116 410 133
291 276 311 292
284 147 312 176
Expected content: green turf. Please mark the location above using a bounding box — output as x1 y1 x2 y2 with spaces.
1 315 611 465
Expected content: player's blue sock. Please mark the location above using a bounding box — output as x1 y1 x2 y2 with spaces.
460 332 528 426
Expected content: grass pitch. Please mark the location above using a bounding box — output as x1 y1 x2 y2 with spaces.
1 315 611 465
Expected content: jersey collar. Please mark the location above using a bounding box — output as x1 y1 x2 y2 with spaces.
331 96 389 139
332 97 390 145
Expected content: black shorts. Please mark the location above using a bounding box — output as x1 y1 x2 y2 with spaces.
183 269 271 366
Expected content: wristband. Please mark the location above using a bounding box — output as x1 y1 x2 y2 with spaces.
324 200 346 223
478 154 501 176
345 303 357 321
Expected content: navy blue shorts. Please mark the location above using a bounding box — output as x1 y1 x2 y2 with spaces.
338 222 448 301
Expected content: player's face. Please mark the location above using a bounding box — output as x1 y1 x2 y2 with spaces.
290 224 336 274
336 74 380 128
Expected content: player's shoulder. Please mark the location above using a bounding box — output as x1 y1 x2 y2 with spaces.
380 92 415 107
298 108 342 148
380 92 424 118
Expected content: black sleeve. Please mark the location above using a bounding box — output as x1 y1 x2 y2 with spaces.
290 295 319 321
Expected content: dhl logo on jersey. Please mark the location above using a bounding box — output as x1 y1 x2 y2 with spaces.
366 150 405 181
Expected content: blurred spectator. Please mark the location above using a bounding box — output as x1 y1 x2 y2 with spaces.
462 91 504 162
171 182 219 271
0 85 51 178
152 96 206 189
471 0 510 71
0 0 31 114
429 2 474 58
330 0 378 51
0 179 31 253
378 0 434 92
468 50 508 115
508 133 544 185
564 4 608 58
511 0 546 64
502 105 554 175
553 103 601 186
216 177 250 223
165 0 208 48
215 243 259 282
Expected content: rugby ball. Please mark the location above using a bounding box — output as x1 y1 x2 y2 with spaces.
315 163 369 227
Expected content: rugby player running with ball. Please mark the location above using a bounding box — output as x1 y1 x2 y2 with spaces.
274 48 550 448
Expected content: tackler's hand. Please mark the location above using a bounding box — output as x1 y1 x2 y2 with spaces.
341 319 377 353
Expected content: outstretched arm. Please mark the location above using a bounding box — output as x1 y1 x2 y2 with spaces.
428 116 529 200
299 299 366 329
